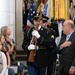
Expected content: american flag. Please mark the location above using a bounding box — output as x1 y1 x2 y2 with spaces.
42 4 48 16
26 0 35 30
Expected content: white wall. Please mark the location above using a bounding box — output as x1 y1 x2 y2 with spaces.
0 0 15 40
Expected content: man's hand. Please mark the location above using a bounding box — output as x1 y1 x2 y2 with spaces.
28 44 35 50
32 30 40 38
61 41 71 48
69 67 75 74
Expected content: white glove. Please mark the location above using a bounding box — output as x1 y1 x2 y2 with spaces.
32 30 40 38
28 44 35 50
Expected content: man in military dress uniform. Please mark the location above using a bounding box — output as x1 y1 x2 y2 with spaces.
42 15 57 75
22 12 57 75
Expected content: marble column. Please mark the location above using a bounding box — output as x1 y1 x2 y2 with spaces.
0 0 15 40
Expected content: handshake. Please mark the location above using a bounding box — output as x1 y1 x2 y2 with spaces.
28 30 40 50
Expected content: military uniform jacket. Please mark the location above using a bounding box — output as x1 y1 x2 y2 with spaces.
58 31 75 73
22 26 57 67
35 27 57 67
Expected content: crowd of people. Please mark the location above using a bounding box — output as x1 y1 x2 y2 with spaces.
0 26 25 75
0 26 16 75
0 0 75 75
22 10 75 75
22 1 75 74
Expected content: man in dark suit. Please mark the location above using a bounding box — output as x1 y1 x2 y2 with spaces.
58 20 75 75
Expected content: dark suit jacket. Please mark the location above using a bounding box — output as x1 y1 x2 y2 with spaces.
58 31 75 73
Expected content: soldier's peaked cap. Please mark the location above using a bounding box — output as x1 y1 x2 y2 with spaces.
42 15 49 23
33 12 41 20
